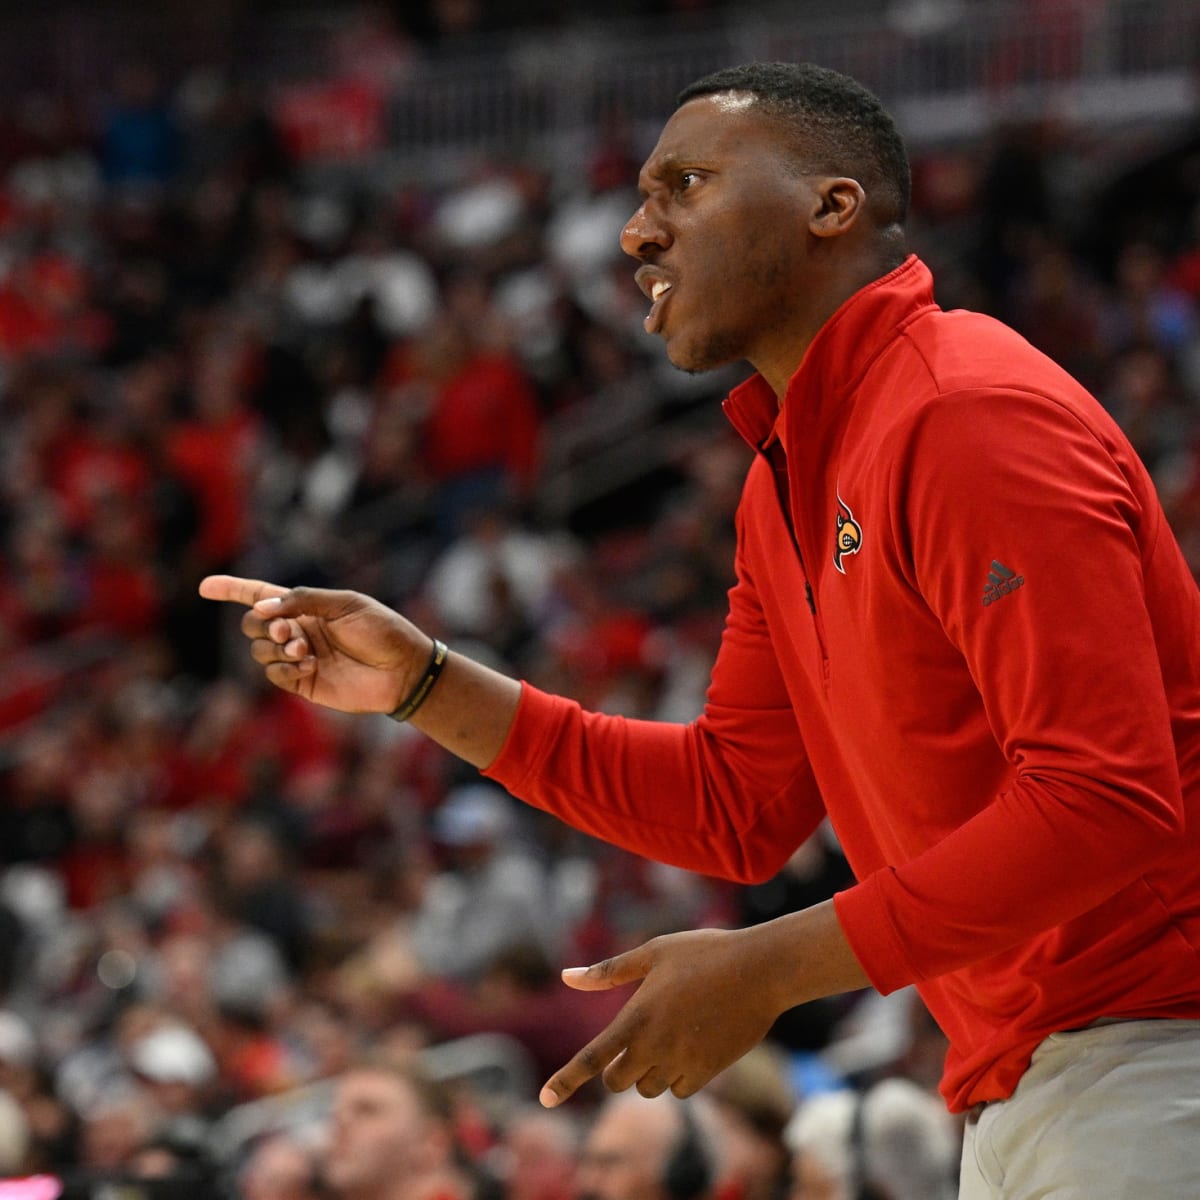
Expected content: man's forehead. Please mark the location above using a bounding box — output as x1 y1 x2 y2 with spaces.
663 90 763 137
643 93 775 168
690 88 759 114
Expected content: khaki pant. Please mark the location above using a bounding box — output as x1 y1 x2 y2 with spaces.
958 1019 1200 1199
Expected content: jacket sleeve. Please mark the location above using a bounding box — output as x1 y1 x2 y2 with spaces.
835 384 1192 991
484 500 828 884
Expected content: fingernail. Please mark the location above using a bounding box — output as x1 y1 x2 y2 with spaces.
562 967 588 979
255 597 282 612
538 1086 559 1108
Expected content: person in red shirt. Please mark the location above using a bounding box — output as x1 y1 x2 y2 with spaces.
383 298 542 538
202 63 1200 1196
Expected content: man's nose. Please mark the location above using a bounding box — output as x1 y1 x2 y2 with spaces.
620 202 670 260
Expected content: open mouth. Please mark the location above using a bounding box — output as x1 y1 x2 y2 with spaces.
645 278 673 334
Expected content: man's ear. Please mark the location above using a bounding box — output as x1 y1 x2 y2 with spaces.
809 177 867 238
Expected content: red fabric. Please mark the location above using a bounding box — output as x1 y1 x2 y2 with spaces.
0 252 97 361
167 410 259 567
79 559 162 637
0 285 60 356
1168 246 1200 299
221 1032 290 1099
59 841 129 909
485 257 1200 1112
45 431 152 534
168 689 339 809
0 655 56 730
273 79 386 162
422 352 541 492
168 739 252 810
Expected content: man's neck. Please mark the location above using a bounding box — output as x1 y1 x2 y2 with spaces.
765 238 909 401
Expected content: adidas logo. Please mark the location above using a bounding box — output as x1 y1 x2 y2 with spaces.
982 560 1024 607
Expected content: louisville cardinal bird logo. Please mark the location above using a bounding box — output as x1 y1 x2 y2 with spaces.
833 493 862 574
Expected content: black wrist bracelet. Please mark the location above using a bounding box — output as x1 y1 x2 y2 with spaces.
388 638 449 722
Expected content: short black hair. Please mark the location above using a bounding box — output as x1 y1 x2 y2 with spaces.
676 62 910 226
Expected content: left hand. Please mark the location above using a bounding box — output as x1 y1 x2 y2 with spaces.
537 925 788 1107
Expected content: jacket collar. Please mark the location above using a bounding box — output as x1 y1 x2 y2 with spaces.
723 254 937 450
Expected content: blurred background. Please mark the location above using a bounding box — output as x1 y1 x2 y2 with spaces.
0 0 1198 1196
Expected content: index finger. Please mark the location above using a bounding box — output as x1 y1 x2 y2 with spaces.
198 574 290 609
538 1019 632 1108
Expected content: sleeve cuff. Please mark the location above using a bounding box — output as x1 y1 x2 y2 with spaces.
481 682 568 792
833 869 919 996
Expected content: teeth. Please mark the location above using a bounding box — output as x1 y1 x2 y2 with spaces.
650 280 671 301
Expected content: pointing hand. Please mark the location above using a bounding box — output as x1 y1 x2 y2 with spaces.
198 575 432 715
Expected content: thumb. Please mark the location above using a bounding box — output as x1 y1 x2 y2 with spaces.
561 944 652 992
253 585 358 621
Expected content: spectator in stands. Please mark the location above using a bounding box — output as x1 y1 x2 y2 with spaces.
410 785 561 982
784 1079 958 1200
100 63 181 189
125 1127 220 1193
239 1133 322 1200
319 1061 476 1200
575 1093 722 1200
125 1022 220 1142
704 1046 795 1200
402 941 626 1085
392 285 543 539
0 1009 74 1174
493 1106 580 1200
423 503 579 662
214 816 313 975
76 1091 154 1174
0 1087 31 1177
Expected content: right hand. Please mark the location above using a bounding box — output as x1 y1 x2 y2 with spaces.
198 575 432 715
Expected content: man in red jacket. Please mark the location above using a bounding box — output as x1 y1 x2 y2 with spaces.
202 62 1200 1196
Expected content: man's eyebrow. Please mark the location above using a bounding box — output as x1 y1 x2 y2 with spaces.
652 152 684 171
636 153 687 197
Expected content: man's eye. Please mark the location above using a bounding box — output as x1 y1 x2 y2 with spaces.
679 171 701 190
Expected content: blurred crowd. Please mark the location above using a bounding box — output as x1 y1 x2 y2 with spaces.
1 6 1199 1198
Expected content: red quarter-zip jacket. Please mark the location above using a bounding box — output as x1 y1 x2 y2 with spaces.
484 256 1200 1111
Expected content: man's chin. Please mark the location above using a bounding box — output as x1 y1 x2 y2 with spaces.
665 333 738 376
